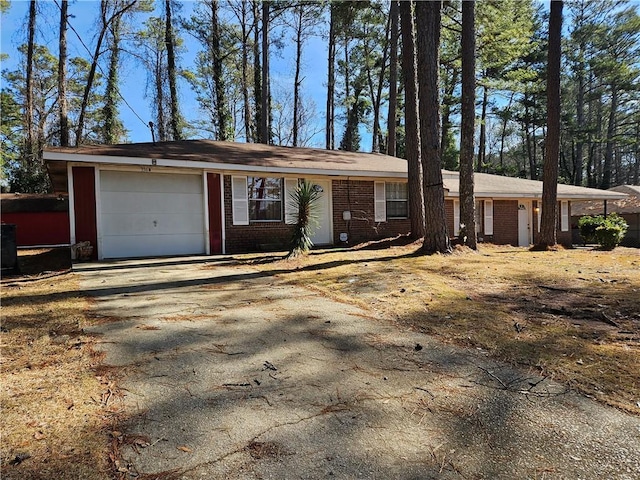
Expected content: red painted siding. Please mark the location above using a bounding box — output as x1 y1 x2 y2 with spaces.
207 173 223 254
1 212 70 246
72 166 98 259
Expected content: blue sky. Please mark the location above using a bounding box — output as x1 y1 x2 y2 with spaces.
0 0 332 147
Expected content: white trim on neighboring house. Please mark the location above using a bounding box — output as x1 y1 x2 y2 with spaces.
67 162 76 246
44 151 407 180
231 175 249 225
561 201 569 231
453 200 460 236
284 177 299 225
374 182 386 222
203 173 210 255
484 200 494 235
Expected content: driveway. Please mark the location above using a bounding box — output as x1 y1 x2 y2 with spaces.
79 256 640 479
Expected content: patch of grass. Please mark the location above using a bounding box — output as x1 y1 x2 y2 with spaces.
1 274 116 479
243 243 640 415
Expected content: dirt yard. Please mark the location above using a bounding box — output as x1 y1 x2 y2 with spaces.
243 242 640 415
1 243 638 479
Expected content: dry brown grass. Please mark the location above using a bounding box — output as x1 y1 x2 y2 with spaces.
243 242 640 415
1 273 117 480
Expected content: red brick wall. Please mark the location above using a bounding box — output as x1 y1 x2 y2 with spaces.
222 175 575 252
531 200 573 247
445 200 454 238
223 175 293 253
492 200 519 246
331 179 411 245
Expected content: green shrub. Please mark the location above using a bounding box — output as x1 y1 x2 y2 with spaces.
578 214 628 250
578 215 602 244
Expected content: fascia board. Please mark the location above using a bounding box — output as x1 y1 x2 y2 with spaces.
44 151 407 179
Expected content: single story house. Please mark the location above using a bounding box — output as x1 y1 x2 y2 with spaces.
43 140 626 260
571 185 640 247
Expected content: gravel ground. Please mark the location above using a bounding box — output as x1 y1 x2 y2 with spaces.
79 256 640 480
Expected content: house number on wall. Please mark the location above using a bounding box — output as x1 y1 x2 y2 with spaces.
141 166 152 172
518 204 526 210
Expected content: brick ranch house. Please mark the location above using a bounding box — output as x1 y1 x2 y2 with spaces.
43 140 625 260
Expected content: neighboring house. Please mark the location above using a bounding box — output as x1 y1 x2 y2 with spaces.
0 193 70 247
43 140 626 259
571 185 640 247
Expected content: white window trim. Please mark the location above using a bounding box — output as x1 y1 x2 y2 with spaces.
561 201 569 232
374 182 386 222
453 200 460 236
232 175 249 226
284 178 299 225
484 200 493 235
484 199 493 235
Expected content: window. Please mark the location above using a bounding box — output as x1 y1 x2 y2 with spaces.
248 177 282 221
385 182 408 218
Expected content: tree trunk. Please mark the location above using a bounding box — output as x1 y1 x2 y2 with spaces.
211 0 230 141
253 0 262 143
326 5 336 150
440 66 459 169
103 14 121 144
400 1 424 239
498 93 514 168
415 0 450 254
25 0 36 151
292 5 303 147
365 37 386 153
76 0 136 145
240 2 252 142
574 54 585 185
459 0 477 250
476 82 488 171
537 0 563 249
601 85 617 189
58 0 69 146
165 0 182 141
261 0 270 144
387 0 399 157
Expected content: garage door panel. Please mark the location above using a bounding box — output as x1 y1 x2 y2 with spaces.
101 192 204 215
99 171 206 258
101 234 205 259
102 213 205 236
101 171 202 194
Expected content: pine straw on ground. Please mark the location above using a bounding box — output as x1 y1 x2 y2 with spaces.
241 242 640 415
0 273 119 480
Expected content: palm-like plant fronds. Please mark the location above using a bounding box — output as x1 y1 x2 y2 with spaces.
287 180 322 258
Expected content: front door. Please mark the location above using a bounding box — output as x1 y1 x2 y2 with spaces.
309 179 333 245
518 201 531 247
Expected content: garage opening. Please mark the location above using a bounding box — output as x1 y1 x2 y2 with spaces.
99 171 206 258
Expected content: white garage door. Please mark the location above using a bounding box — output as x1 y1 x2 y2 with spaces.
100 171 205 258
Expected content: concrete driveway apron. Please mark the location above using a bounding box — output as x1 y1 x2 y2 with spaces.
79 257 640 480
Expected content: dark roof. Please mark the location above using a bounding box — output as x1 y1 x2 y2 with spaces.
44 140 406 193
44 140 628 202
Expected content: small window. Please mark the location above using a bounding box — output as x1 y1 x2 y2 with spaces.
386 182 408 219
248 177 282 221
